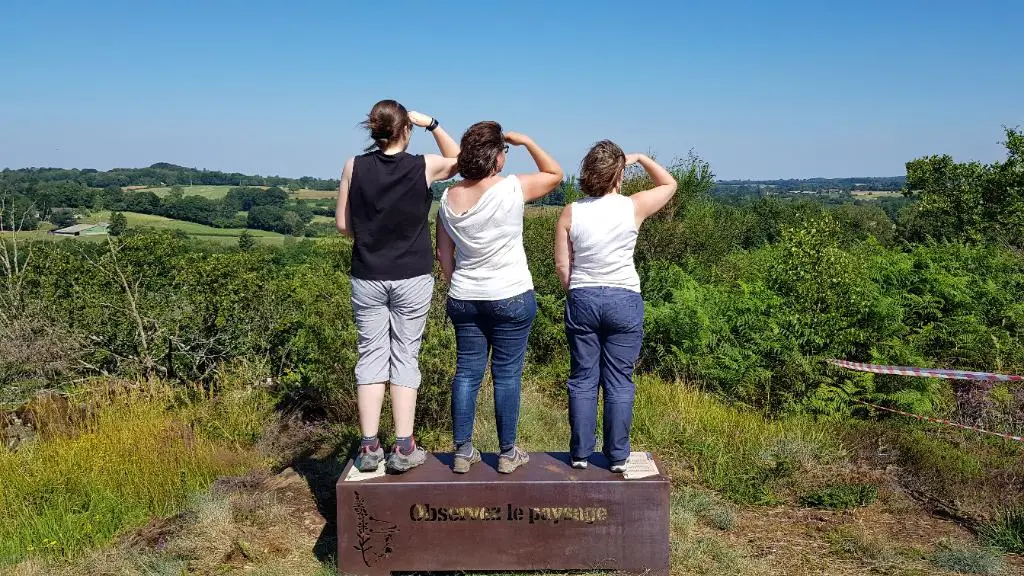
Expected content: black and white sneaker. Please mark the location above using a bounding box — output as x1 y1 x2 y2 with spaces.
571 458 588 469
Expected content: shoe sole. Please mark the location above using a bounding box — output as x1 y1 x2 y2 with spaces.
452 450 481 474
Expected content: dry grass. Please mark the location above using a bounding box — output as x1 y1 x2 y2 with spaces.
0 380 273 565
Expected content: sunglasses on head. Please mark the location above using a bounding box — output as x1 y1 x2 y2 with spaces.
502 144 510 153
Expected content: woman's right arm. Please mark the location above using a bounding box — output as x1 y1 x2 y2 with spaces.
335 157 355 237
507 132 563 203
554 204 573 290
410 111 460 183
435 216 456 283
628 154 677 226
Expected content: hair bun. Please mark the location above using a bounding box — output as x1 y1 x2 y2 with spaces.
361 100 410 152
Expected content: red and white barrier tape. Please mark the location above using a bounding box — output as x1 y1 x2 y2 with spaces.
852 400 1024 443
827 359 1024 443
827 359 1023 382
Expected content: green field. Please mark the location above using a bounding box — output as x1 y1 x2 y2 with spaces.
1 212 288 246
90 211 285 245
294 188 336 200
136 185 234 199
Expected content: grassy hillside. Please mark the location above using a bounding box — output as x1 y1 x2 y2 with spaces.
3 375 1021 575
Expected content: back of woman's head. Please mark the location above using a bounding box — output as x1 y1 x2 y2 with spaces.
457 121 504 180
579 140 625 197
361 99 410 152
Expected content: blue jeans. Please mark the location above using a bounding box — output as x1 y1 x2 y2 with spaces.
447 290 537 451
565 287 644 464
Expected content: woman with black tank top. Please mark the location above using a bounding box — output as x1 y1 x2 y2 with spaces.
336 100 459 473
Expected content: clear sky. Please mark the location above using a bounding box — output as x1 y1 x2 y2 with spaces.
1 0 1021 180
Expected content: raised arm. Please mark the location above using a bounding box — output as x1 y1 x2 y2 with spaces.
628 154 677 226
554 204 573 290
507 132 563 203
410 111 460 183
335 157 355 237
435 216 456 283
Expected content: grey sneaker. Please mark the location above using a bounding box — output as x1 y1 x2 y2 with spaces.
610 460 627 473
354 444 384 472
497 446 529 474
386 444 427 473
452 448 481 474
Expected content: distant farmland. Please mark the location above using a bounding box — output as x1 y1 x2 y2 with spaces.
850 190 903 199
134 185 335 201
144 185 233 199
294 189 336 200
2 211 289 246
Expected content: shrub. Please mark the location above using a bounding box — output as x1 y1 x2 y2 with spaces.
981 508 1024 554
929 540 1005 575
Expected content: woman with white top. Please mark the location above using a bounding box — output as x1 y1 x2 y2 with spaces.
436 121 563 474
554 140 677 472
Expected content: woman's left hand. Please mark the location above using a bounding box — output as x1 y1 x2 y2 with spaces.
409 111 434 128
504 131 532 146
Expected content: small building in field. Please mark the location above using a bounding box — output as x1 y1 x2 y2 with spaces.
50 223 109 236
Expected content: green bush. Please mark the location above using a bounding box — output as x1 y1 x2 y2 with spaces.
981 508 1024 554
929 540 1005 575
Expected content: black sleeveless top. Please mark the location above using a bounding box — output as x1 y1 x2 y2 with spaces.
348 150 433 280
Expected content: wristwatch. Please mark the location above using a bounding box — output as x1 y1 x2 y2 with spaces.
426 118 439 132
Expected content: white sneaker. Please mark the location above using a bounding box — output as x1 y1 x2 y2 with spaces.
571 458 588 469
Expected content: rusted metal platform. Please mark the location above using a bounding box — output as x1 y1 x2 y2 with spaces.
336 451 670 576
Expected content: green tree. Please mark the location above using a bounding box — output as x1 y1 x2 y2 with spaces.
109 212 128 236
562 176 582 204
238 229 256 250
0 194 40 231
49 208 77 228
904 127 1024 247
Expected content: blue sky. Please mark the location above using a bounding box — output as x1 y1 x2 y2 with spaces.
1 0 1021 180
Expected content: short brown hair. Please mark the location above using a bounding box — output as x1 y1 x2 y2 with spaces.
579 140 625 197
457 121 504 180
361 99 410 152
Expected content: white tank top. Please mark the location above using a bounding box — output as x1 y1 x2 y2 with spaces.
569 193 641 292
440 175 534 300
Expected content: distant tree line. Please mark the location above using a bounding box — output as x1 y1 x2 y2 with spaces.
0 177 335 237
714 176 906 196
0 162 338 191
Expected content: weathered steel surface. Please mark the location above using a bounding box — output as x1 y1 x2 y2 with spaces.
337 452 670 576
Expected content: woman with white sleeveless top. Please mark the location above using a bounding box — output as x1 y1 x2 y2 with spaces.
436 121 563 474
554 140 677 472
